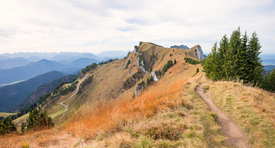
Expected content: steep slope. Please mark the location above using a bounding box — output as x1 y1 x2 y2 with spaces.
48 42 204 124
9 74 77 113
0 71 65 112
0 59 68 86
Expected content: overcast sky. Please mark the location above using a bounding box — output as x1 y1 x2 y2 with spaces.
0 0 274 54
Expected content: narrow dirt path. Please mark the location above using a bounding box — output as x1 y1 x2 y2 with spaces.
52 73 89 117
195 85 249 148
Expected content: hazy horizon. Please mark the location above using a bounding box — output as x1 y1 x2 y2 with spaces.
0 0 274 55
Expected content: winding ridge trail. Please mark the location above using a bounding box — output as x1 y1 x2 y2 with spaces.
52 73 89 117
195 85 250 148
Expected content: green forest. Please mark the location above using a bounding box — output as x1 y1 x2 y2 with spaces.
202 27 275 92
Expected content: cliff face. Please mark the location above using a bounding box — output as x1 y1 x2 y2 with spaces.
195 45 205 60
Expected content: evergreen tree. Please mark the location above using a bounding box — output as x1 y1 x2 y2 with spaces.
27 108 54 131
262 70 275 92
202 28 264 87
0 117 17 135
226 27 241 79
21 122 25 134
217 35 229 79
237 31 250 83
202 42 218 80
248 32 263 86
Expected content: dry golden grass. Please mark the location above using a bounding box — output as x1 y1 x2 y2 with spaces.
66 66 190 139
209 81 275 147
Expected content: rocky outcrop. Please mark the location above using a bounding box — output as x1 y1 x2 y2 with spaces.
150 71 159 81
195 45 205 60
134 45 139 53
135 81 146 98
137 56 148 73
170 45 189 49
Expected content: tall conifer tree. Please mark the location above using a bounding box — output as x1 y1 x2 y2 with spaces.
202 42 218 80
248 32 263 86
227 27 241 79
217 35 229 79
202 28 264 87
237 31 250 83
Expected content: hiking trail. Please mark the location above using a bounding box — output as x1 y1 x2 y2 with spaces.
195 85 250 148
52 73 89 117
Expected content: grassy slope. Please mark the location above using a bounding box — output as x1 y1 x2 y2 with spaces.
0 112 15 118
1 60 227 147
50 42 200 125
206 81 275 147
0 42 230 148
13 113 29 129
75 78 227 148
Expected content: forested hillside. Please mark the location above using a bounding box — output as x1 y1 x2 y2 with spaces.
0 71 65 112
9 74 77 113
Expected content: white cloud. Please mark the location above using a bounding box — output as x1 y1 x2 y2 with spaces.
0 0 274 54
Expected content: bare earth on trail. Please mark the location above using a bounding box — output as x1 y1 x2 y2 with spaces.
195 85 250 148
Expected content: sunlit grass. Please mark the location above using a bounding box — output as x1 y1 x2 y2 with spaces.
210 81 275 147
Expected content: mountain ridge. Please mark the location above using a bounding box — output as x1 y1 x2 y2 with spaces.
1 42 275 147
0 59 67 86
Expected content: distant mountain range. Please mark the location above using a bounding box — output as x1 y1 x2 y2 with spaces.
0 51 128 86
0 59 68 86
96 51 128 58
0 71 65 112
67 58 98 68
0 57 31 69
50 52 101 62
1 52 57 61
0 51 128 63
0 55 10 61
264 65 275 71
0 58 100 86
